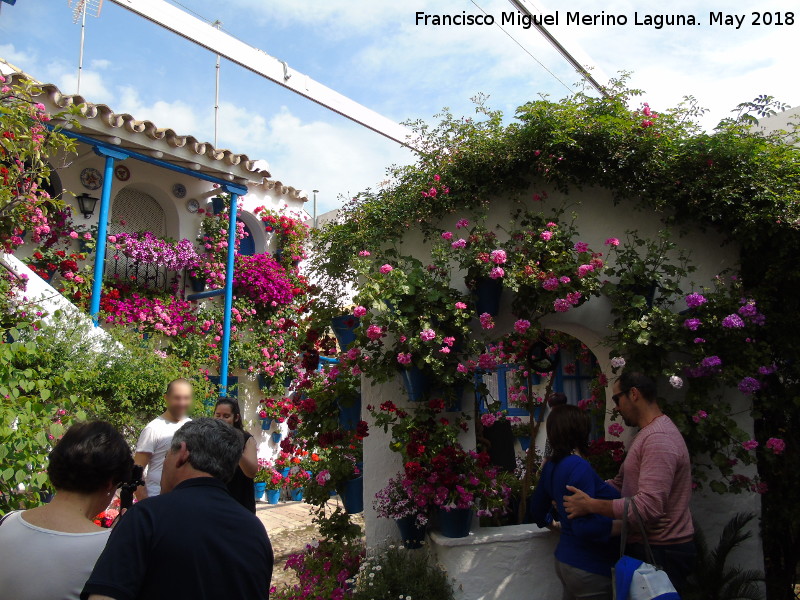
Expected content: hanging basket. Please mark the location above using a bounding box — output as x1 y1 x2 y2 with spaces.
337 396 362 431
473 277 503 316
399 366 432 402
188 275 206 293
271 432 283 444
260 418 273 431
341 476 364 514
331 315 360 349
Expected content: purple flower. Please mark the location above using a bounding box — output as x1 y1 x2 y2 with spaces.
721 314 745 328
693 337 705 344
738 302 757 317
479 313 494 330
701 356 722 368
420 328 436 342
456 218 470 229
397 352 412 365
766 438 786 455
741 440 759 451
451 238 467 249
514 319 531 333
553 298 571 312
684 318 702 331
738 377 761 394
489 266 505 279
441 231 453 240
379 264 393 274
758 364 776 376
490 249 507 264
353 305 367 317
577 264 594 278
608 423 624 437
685 293 707 308
540 231 553 241
542 277 559 291
574 241 590 253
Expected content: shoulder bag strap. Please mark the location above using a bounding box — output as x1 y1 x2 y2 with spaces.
628 498 658 566
619 497 629 558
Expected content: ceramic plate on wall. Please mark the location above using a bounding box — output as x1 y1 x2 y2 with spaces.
172 183 187 199
80 167 103 190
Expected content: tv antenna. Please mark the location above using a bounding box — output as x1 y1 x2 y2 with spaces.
69 0 104 95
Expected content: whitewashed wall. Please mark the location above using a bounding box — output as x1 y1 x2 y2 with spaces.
361 183 762 594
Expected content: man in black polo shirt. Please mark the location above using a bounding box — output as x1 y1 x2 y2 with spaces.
81 418 273 600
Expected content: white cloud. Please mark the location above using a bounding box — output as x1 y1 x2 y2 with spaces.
90 58 111 70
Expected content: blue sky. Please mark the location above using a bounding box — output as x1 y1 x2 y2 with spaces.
1 0 798 212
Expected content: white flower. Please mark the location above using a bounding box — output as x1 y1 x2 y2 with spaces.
669 375 684 389
369 573 375 579
610 356 626 369
375 565 382 571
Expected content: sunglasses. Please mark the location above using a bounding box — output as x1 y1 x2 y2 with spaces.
611 390 627 406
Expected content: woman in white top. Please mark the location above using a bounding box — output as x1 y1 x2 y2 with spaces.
0 421 133 600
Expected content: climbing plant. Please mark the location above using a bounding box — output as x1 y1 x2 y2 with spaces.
312 76 800 599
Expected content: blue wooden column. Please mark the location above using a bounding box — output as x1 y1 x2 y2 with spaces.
218 190 239 397
89 146 127 325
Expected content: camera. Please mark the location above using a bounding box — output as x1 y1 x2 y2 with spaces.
119 465 145 510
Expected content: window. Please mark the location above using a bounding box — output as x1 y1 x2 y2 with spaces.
106 187 169 291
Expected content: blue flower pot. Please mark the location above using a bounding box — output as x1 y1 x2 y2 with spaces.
474 277 503 317
400 366 432 402
517 435 531 452
189 275 205 292
438 508 473 538
331 315 360 349
396 516 426 549
281 468 291 478
261 418 272 431
337 396 362 431
342 476 364 514
290 488 304 501
271 432 283 443
211 196 225 215
266 489 281 505
254 482 267 500
439 384 464 412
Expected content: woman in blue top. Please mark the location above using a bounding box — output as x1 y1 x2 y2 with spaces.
529 404 621 600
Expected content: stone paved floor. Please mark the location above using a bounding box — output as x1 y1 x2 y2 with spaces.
255 498 364 591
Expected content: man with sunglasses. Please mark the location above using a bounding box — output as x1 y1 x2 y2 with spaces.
562 371 695 593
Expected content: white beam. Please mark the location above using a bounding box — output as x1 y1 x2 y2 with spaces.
109 0 416 149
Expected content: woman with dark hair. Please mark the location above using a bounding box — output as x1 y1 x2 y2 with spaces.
213 397 258 512
0 421 133 600
528 405 621 600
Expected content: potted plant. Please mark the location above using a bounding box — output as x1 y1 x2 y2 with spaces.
374 473 428 549
256 463 284 505
286 469 311 501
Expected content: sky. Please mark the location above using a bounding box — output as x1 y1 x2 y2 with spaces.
1 0 798 213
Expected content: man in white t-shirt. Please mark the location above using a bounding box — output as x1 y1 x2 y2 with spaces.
134 378 193 499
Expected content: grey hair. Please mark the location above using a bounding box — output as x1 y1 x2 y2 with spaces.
170 418 243 482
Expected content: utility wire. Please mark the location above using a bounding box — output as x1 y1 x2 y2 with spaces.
470 0 574 94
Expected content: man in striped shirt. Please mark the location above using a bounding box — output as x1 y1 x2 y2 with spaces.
563 371 696 593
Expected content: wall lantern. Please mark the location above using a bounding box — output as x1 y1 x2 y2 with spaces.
76 193 99 219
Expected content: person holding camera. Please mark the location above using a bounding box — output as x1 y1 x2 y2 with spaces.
0 421 133 600
81 418 274 600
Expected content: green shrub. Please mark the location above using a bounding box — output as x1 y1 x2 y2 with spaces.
351 544 455 600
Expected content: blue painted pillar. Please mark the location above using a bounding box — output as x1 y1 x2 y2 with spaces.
218 192 239 397
89 146 127 325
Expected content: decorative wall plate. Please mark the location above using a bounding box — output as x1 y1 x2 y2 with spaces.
80 167 103 190
172 183 187 199
186 198 200 213
114 164 131 181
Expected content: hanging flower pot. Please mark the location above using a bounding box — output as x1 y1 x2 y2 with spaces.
254 482 267 500
341 475 364 514
337 395 362 431
271 432 283 444
260 418 273 431
395 516 426 549
399 366 432 402
290 488 304 502
517 435 531 452
265 489 281 505
473 277 503 316
331 315 360 349
438 508 473 538
188 275 206 293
